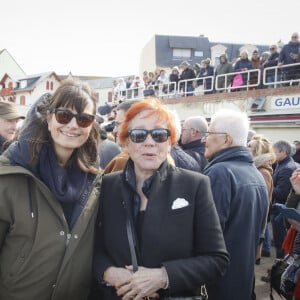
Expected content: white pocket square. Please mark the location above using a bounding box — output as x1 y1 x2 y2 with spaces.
171 198 189 210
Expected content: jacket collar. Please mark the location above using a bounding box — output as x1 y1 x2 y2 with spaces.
205 146 253 170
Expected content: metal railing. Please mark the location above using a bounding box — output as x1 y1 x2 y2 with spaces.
109 62 300 102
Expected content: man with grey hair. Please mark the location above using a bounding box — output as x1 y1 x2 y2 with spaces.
180 116 208 172
271 140 297 258
203 109 268 300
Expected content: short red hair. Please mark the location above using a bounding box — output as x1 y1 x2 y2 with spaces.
118 98 177 146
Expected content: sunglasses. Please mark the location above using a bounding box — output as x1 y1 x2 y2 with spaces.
52 109 95 128
128 128 170 143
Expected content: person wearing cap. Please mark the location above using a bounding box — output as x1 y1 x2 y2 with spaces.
215 54 233 93
263 44 280 88
179 61 196 96
0 101 25 154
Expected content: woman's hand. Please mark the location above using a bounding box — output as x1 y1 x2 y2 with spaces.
290 169 300 195
116 266 167 300
103 266 133 288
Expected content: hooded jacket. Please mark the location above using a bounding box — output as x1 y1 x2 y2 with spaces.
0 154 102 300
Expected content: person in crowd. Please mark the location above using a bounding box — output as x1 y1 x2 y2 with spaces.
142 70 149 86
203 109 269 300
247 134 276 265
126 76 134 89
130 76 145 98
233 50 253 90
180 116 208 172
249 50 261 89
0 101 25 154
278 32 300 86
196 58 214 94
259 51 270 89
215 54 233 92
282 168 300 300
156 69 169 94
168 66 180 94
0 79 102 299
104 100 139 173
116 78 127 100
179 61 196 96
96 114 121 170
247 128 257 144
292 140 300 164
147 71 156 86
263 44 281 88
170 110 202 172
92 97 229 300
271 140 297 258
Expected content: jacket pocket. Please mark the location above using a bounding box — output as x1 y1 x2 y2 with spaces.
6 239 32 279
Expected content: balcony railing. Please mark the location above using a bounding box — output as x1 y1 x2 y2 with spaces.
109 62 300 103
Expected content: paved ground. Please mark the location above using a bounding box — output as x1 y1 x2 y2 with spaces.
254 246 282 300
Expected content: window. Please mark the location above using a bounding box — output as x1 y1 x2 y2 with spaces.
173 48 191 60
248 96 266 111
194 51 204 57
50 82 54 90
46 81 49 90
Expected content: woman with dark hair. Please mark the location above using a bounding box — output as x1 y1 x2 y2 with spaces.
0 79 102 300
92 97 229 300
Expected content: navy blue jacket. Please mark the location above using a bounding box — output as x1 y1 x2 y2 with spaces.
272 156 297 204
204 146 268 300
170 145 201 172
181 140 208 172
234 58 253 84
279 41 300 65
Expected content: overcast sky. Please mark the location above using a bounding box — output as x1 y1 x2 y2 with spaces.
1 0 299 77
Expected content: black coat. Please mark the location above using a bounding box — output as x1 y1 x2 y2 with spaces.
93 160 229 299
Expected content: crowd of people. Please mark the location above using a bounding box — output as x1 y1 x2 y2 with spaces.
0 64 300 300
111 32 300 101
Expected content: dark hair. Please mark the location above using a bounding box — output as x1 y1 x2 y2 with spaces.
21 78 100 174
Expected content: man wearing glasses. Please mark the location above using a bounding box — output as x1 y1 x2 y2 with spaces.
180 116 208 172
203 109 269 300
278 32 300 86
263 44 280 88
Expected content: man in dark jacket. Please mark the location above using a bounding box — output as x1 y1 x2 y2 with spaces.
203 109 268 300
179 61 195 96
278 32 300 86
271 140 297 258
180 116 208 172
263 44 280 88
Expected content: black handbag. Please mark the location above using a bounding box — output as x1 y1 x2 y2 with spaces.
269 256 293 300
125 207 208 300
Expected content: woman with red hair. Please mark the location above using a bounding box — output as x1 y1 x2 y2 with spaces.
91 97 229 300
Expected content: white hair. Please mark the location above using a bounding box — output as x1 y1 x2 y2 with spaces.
210 109 249 146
